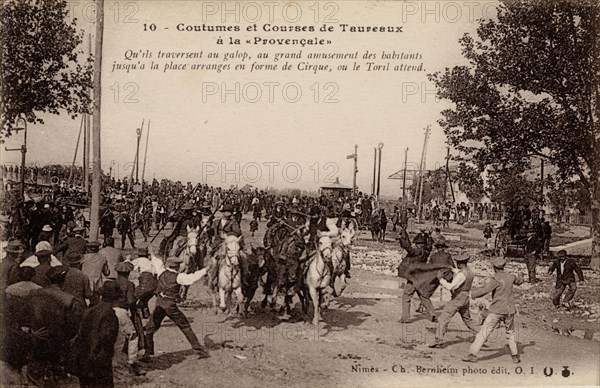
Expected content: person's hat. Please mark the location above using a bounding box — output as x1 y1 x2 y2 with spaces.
46 265 68 281
221 204 233 213
201 201 211 209
35 241 53 256
557 249 567 258
181 202 194 211
4 240 24 253
44 204 50 209
166 256 184 267
342 203 351 211
73 226 85 233
137 246 149 257
86 241 101 251
292 197 299 205
454 254 471 263
434 240 448 248
42 225 53 232
115 261 134 273
491 256 506 268
100 281 122 300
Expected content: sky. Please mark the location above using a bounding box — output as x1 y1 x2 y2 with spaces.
2 0 499 198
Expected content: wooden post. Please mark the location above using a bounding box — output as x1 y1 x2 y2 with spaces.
417 126 430 222
141 120 150 186
372 147 377 196
352 144 358 197
402 147 408 205
89 0 105 241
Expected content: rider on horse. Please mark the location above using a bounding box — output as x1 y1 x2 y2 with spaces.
164 202 196 257
299 205 339 287
207 204 243 290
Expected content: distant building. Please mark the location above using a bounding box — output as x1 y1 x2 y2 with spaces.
320 178 353 199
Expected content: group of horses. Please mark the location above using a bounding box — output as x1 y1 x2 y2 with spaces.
169 218 358 325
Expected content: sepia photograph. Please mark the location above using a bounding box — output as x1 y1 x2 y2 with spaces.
0 0 598 386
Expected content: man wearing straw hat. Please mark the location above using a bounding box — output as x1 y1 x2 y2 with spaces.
462 257 524 363
1 240 24 289
428 254 479 348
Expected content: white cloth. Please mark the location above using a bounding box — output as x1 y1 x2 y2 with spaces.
20 254 62 268
440 271 466 291
128 256 155 274
149 253 206 285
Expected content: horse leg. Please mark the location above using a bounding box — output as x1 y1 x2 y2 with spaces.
309 286 320 325
219 287 227 312
234 287 244 318
338 274 347 296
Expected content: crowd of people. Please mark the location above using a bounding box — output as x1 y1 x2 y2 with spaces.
0 163 585 387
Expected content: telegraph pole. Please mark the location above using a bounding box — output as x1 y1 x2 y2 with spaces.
540 159 544 205
417 126 430 222
376 143 384 198
141 120 151 186
372 147 377 196
402 147 408 205
353 144 358 197
89 0 105 241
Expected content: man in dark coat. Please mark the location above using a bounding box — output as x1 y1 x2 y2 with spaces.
70 281 120 387
0 240 24 290
54 226 87 266
27 266 85 380
117 211 135 249
100 209 116 240
548 250 584 308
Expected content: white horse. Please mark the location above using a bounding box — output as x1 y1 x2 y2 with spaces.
217 235 244 315
305 234 335 325
330 221 357 297
178 225 199 300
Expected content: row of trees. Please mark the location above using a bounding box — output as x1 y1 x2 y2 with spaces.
428 0 599 266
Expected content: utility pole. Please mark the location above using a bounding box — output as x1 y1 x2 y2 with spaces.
372 147 377 196
376 143 384 198
347 145 358 198
135 125 142 184
444 147 456 203
83 33 92 193
540 159 544 205
402 147 408 206
89 0 105 241
141 120 150 186
4 117 27 199
417 126 431 222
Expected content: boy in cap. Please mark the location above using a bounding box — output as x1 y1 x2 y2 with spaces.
548 250 584 309
143 248 209 360
462 257 524 363
1 240 25 289
429 254 479 347
127 246 158 318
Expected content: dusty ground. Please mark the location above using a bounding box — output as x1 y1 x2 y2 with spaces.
113 216 600 387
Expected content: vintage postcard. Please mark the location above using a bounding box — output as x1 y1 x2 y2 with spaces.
1 0 598 387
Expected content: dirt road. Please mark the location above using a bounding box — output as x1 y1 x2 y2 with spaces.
116 217 599 387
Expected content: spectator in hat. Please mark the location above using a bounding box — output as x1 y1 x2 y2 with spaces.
100 209 116 240
29 242 55 288
99 237 123 281
548 250 584 309
63 251 94 307
483 223 494 250
127 246 157 319
69 281 120 387
112 262 146 376
20 241 62 269
37 225 53 244
27 266 85 378
54 226 87 266
143 249 209 360
463 257 524 364
81 241 110 293
1 240 24 290
117 211 135 249
429 255 479 348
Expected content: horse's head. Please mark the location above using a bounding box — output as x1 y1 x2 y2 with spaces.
224 235 242 262
250 245 267 268
317 235 334 258
340 223 357 246
186 225 199 255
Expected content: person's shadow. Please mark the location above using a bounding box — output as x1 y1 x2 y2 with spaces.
476 340 536 362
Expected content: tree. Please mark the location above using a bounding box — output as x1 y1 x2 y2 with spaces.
455 162 485 202
429 0 599 266
409 167 447 205
1 0 92 137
